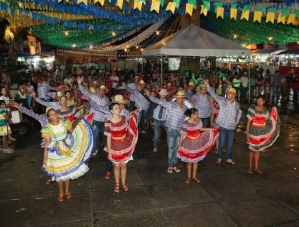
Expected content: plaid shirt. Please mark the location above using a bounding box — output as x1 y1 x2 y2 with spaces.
152 99 167 121
189 93 212 118
150 96 187 131
79 85 110 122
185 89 193 99
207 86 242 130
126 86 149 110
19 106 48 128
89 100 130 121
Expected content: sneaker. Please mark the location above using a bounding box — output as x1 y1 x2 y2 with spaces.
8 148 14 153
173 167 181 173
3 149 13 154
167 167 173 173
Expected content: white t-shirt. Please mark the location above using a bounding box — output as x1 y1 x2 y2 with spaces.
240 76 249 87
232 78 241 88
26 85 34 93
110 75 119 88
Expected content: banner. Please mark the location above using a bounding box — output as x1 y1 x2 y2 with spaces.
27 35 37 55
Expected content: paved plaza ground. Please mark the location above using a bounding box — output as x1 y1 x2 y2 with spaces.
1 102 299 227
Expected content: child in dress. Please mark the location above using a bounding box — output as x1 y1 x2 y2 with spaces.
177 108 217 184
0 100 13 153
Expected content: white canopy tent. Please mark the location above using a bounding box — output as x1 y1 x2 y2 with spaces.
142 24 252 102
142 24 251 57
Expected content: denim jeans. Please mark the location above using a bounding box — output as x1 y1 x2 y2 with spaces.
92 120 106 151
200 117 209 128
240 86 248 100
218 127 235 160
166 127 180 167
153 120 166 148
138 109 147 131
294 88 299 100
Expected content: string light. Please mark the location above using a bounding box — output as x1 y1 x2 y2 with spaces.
268 37 273 40
233 35 237 39
64 31 69 35
112 31 116 36
156 31 160 35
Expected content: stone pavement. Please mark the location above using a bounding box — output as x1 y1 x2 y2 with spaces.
0 102 299 227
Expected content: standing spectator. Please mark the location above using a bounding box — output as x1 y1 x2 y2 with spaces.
232 74 241 101
293 73 299 101
255 73 264 96
110 72 119 96
185 81 196 99
240 72 249 101
37 77 50 113
271 70 282 104
204 80 242 165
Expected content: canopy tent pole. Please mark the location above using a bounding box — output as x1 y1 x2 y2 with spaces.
160 55 163 88
248 55 251 104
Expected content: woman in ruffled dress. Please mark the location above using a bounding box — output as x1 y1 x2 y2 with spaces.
177 108 217 184
104 102 138 193
41 108 95 202
246 95 280 174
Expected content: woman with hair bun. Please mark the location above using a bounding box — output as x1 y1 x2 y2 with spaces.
177 108 217 184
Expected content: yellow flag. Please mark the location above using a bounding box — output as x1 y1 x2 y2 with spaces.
94 0 105 6
166 2 176 14
151 0 160 13
116 0 124 9
77 0 88 5
253 11 262 23
58 0 63 2
216 7 224 19
134 0 142 11
287 13 296 25
240 10 250 21
230 8 237 20
200 6 208 16
266 12 275 23
185 3 193 16
277 13 286 24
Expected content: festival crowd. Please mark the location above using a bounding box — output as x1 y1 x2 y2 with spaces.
0 65 290 201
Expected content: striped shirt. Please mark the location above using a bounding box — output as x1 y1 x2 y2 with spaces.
207 86 242 130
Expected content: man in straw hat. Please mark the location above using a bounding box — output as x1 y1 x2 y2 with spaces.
145 89 189 173
204 80 242 165
78 77 110 156
189 84 212 128
185 81 196 99
121 80 149 134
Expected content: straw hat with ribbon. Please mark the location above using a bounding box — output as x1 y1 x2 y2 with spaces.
99 84 109 93
174 89 187 98
139 80 146 85
56 91 64 98
188 81 196 87
89 87 98 94
159 89 168 96
111 94 129 105
227 87 236 95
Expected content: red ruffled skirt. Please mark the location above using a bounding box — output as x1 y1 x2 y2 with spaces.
177 129 218 163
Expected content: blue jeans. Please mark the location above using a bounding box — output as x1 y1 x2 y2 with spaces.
218 127 235 160
26 95 32 108
200 117 209 128
153 120 166 148
138 109 147 131
92 120 106 151
166 127 180 167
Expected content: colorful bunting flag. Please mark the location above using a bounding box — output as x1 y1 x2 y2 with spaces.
173 0 181 9
282 8 289 17
201 5 208 16
185 3 193 16
166 2 176 14
77 0 88 5
160 0 164 7
277 13 286 24
94 0 105 6
230 8 237 20
151 0 160 13
116 0 124 9
287 13 296 25
188 0 196 10
266 8 276 24
134 0 143 11
216 7 224 19
215 2 223 13
253 11 262 23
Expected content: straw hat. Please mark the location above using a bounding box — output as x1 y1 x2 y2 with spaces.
89 87 98 94
46 107 54 115
167 82 172 87
56 91 64 98
112 95 129 105
139 80 145 85
174 89 187 98
134 76 139 80
227 87 236 95
159 89 168 96
99 84 109 93
188 81 196 87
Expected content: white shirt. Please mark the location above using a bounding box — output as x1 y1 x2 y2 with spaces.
110 75 119 88
240 76 249 87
